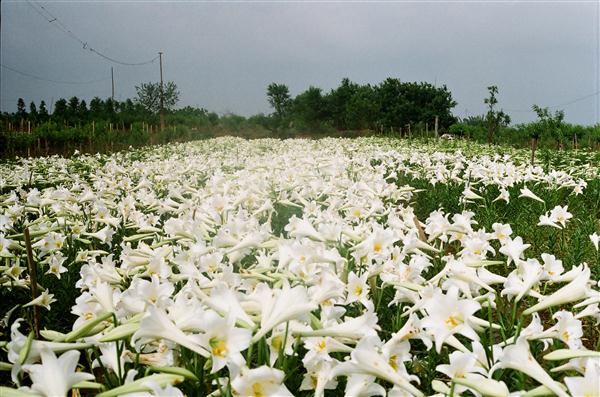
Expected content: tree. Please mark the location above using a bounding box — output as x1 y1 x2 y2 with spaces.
328 78 358 130
53 99 68 124
530 105 565 164
39 101 49 122
104 99 117 123
67 96 80 125
484 85 510 144
345 84 378 130
292 86 327 130
89 97 104 120
29 101 38 123
266 83 291 120
78 100 88 123
135 81 180 114
374 79 457 134
17 98 27 120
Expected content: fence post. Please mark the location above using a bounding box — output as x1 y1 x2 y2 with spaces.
434 116 439 138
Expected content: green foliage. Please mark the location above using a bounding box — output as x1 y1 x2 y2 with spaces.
265 78 457 134
266 83 292 121
484 85 510 144
291 86 329 131
38 101 49 123
53 98 68 124
16 98 27 120
531 105 565 147
135 81 180 114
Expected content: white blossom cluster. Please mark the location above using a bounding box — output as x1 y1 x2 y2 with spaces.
0 137 598 397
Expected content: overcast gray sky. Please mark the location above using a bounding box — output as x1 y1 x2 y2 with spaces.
1 0 599 124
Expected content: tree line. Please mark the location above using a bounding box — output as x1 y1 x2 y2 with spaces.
265 78 457 133
1 79 599 158
450 86 600 159
2 77 457 134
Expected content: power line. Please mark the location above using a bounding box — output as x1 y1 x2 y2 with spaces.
26 0 159 66
1 63 110 85
504 91 600 113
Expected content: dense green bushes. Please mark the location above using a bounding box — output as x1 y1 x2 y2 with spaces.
2 79 599 158
447 119 600 150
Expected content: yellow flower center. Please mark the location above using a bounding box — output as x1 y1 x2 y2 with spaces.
354 286 363 296
271 335 283 351
389 354 398 371
210 338 227 358
373 242 382 253
252 383 265 397
445 314 462 329
316 340 327 352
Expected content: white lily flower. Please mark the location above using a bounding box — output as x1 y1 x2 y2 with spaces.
420 287 481 353
285 216 325 242
200 311 251 374
499 236 530 266
131 305 209 358
333 336 424 397
523 266 591 315
231 366 293 397
490 337 568 397
590 232 599 251
564 359 600 397
23 290 56 311
252 282 317 342
519 186 545 203
22 349 94 397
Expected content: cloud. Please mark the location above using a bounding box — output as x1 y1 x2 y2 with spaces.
1 1 598 124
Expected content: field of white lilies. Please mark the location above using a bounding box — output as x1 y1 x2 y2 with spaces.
0 137 599 397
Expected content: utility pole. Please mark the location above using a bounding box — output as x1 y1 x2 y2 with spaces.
159 51 165 131
111 67 115 101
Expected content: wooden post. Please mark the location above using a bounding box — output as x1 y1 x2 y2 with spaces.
28 121 31 134
24 228 40 338
408 123 411 139
434 116 439 138
426 122 429 136
110 123 113 133
92 120 95 134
